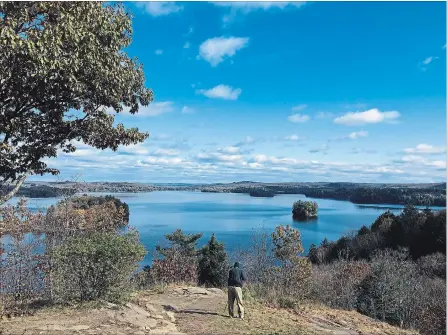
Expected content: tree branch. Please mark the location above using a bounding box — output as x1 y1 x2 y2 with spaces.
0 173 28 205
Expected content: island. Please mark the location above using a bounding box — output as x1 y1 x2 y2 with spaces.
292 200 318 221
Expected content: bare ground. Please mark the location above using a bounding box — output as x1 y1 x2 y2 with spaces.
0 286 417 335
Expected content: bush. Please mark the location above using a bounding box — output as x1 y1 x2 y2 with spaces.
417 252 446 279
151 229 202 285
312 259 371 310
198 234 229 288
292 200 318 220
150 251 198 285
50 231 146 303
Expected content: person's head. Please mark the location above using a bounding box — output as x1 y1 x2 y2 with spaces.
234 262 240 268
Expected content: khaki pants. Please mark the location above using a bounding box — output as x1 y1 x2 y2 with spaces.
228 286 244 318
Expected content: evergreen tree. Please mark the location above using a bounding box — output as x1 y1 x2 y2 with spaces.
198 234 229 287
156 229 202 257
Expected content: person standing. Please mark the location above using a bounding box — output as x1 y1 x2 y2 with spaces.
228 262 246 319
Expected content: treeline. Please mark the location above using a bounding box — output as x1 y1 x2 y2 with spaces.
308 205 446 264
15 185 76 198
203 185 446 206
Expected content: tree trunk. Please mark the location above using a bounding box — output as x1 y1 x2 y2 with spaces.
0 174 28 205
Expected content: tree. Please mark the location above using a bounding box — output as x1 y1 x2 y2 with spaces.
156 229 203 257
198 234 229 287
0 2 153 204
292 200 318 220
152 229 203 284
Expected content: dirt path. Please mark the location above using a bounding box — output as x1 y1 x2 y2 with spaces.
0 286 417 335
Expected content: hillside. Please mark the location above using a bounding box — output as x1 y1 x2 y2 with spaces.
0 286 417 335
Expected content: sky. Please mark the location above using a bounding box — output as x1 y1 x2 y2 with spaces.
37 1 446 184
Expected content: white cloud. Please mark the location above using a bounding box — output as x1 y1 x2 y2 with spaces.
348 130 368 139
197 152 243 163
183 42 190 49
138 156 184 166
333 108 400 126
136 2 183 16
181 106 195 114
284 135 301 141
155 49 163 55
133 102 174 117
197 84 242 100
152 148 180 157
118 143 149 155
419 56 439 71
399 155 446 169
404 144 446 154
288 114 310 123
291 104 307 112
198 36 249 66
422 56 437 65
213 1 306 12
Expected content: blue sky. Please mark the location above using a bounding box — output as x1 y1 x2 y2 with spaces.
38 1 446 184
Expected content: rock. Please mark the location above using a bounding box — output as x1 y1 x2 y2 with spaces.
126 303 152 318
37 325 67 331
104 301 119 310
172 288 187 295
133 331 145 335
163 305 180 313
145 303 159 315
186 287 209 295
153 314 164 320
165 311 176 322
68 325 91 331
207 288 224 295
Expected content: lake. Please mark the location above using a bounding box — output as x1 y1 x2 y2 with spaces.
6 191 445 266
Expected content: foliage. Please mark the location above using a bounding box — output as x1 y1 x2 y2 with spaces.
63 195 130 224
151 229 203 284
271 225 304 262
0 1 152 203
44 196 128 236
308 205 446 264
15 185 76 198
357 249 445 334
292 200 318 220
312 248 446 335
312 259 371 310
0 198 44 236
198 234 229 288
0 199 45 315
417 252 446 279
155 228 203 257
49 231 146 303
150 250 198 285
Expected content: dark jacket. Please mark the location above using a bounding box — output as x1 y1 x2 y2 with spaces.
228 262 246 287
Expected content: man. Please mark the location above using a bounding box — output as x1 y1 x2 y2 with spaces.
228 261 246 319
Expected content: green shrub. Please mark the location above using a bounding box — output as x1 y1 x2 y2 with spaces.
50 231 146 303
198 234 229 288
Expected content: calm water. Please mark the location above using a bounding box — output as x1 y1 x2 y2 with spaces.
6 191 445 266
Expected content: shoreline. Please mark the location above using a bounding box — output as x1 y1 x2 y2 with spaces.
12 181 447 207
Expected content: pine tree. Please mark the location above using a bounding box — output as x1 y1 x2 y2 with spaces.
198 234 229 288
